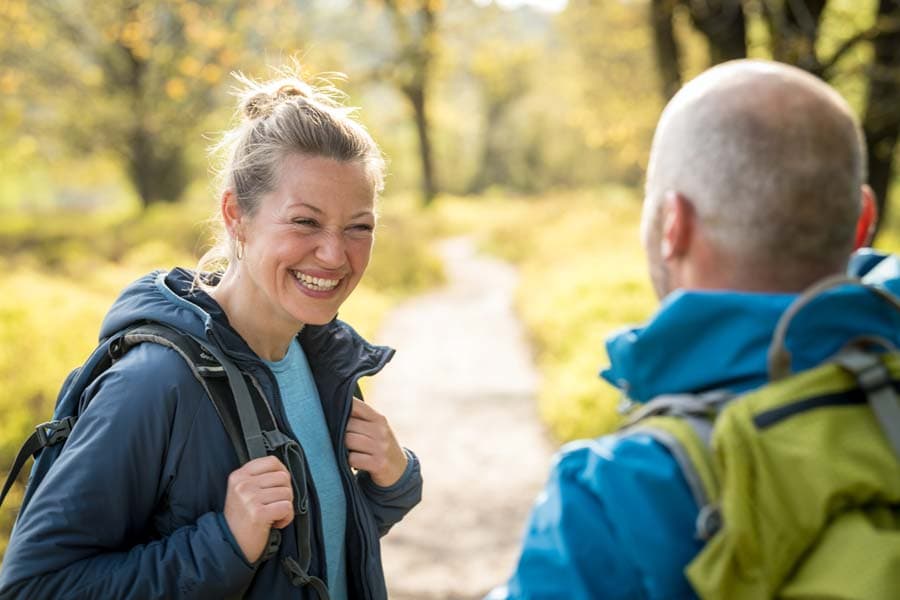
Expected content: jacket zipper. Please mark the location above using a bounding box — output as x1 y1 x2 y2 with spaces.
336 356 394 600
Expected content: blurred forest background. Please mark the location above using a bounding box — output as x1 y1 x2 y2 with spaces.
3 0 900 557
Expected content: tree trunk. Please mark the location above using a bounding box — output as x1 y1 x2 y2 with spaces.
471 102 508 194
862 2 900 236
405 85 437 206
117 34 189 208
650 0 683 99
771 0 828 72
127 129 190 207
687 0 747 64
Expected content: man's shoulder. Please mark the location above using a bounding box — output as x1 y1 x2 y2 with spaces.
554 430 695 502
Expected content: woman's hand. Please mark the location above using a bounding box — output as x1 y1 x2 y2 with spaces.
345 398 408 487
223 456 294 564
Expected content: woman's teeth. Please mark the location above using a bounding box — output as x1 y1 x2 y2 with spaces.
294 271 340 291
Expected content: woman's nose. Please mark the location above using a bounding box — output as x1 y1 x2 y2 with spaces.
315 230 346 267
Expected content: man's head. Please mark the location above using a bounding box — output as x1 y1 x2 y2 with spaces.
641 59 875 298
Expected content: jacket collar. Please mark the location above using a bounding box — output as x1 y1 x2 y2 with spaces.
156 267 393 378
601 279 900 403
100 268 394 379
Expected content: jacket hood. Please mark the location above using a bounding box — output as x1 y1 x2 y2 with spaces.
602 254 900 403
100 269 212 342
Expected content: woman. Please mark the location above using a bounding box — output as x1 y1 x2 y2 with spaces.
0 69 422 599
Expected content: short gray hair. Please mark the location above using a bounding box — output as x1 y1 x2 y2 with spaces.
645 60 865 279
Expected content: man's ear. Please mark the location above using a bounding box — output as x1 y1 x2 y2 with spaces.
853 184 878 250
661 191 694 260
221 189 244 241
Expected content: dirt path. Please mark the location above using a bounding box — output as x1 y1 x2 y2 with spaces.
368 237 555 599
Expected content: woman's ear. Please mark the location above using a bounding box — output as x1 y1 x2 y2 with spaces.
853 185 878 250
221 189 244 241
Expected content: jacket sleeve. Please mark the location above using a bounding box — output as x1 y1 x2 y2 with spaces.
486 434 704 600
0 344 256 600
356 448 422 536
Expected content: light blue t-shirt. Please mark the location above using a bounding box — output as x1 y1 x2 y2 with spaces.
265 339 347 600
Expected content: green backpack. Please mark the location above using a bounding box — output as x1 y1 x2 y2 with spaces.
624 276 900 599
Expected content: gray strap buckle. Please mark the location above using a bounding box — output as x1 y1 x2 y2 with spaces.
34 416 77 448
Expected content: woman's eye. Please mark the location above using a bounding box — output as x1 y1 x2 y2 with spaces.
293 218 318 228
347 224 374 235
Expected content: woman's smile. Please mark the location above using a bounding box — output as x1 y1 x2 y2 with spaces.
292 270 343 294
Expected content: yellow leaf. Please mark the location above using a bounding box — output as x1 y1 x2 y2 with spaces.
178 56 202 77
165 78 187 100
200 64 222 85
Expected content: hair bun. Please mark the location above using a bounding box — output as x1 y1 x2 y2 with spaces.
243 92 276 120
275 84 308 101
242 83 313 120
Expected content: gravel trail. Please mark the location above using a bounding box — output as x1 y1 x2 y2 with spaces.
368 237 555 599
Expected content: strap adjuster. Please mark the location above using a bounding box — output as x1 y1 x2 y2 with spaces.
854 360 891 392
695 503 722 540
34 417 77 448
258 529 281 563
283 556 312 586
282 557 330 598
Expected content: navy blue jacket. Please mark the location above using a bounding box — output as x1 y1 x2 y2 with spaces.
0 268 422 599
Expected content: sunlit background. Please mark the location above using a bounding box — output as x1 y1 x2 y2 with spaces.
2 0 900 559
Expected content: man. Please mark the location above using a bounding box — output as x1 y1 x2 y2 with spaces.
488 59 890 599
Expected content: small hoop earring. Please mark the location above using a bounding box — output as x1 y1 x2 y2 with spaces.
235 240 245 261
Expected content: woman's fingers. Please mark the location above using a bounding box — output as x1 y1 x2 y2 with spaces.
223 456 295 563
345 431 377 454
350 397 380 420
344 398 408 487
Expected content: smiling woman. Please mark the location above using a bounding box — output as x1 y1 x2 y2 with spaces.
0 67 422 600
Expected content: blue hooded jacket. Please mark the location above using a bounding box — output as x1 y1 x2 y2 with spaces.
0 268 422 599
489 251 900 599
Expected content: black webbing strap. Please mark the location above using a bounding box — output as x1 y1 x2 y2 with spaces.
0 417 76 509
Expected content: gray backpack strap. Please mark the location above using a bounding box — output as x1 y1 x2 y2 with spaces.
768 274 900 381
623 391 732 540
833 349 900 460
122 324 284 564
765 274 900 459
632 423 712 509
120 324 263 463
623 390 732 434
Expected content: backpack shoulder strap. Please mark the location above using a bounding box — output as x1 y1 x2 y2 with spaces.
118 323 263 464
765 274 900 459
621 392 728 540
120 323 288 566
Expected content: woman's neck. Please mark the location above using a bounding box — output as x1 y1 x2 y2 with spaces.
208 267 302 362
